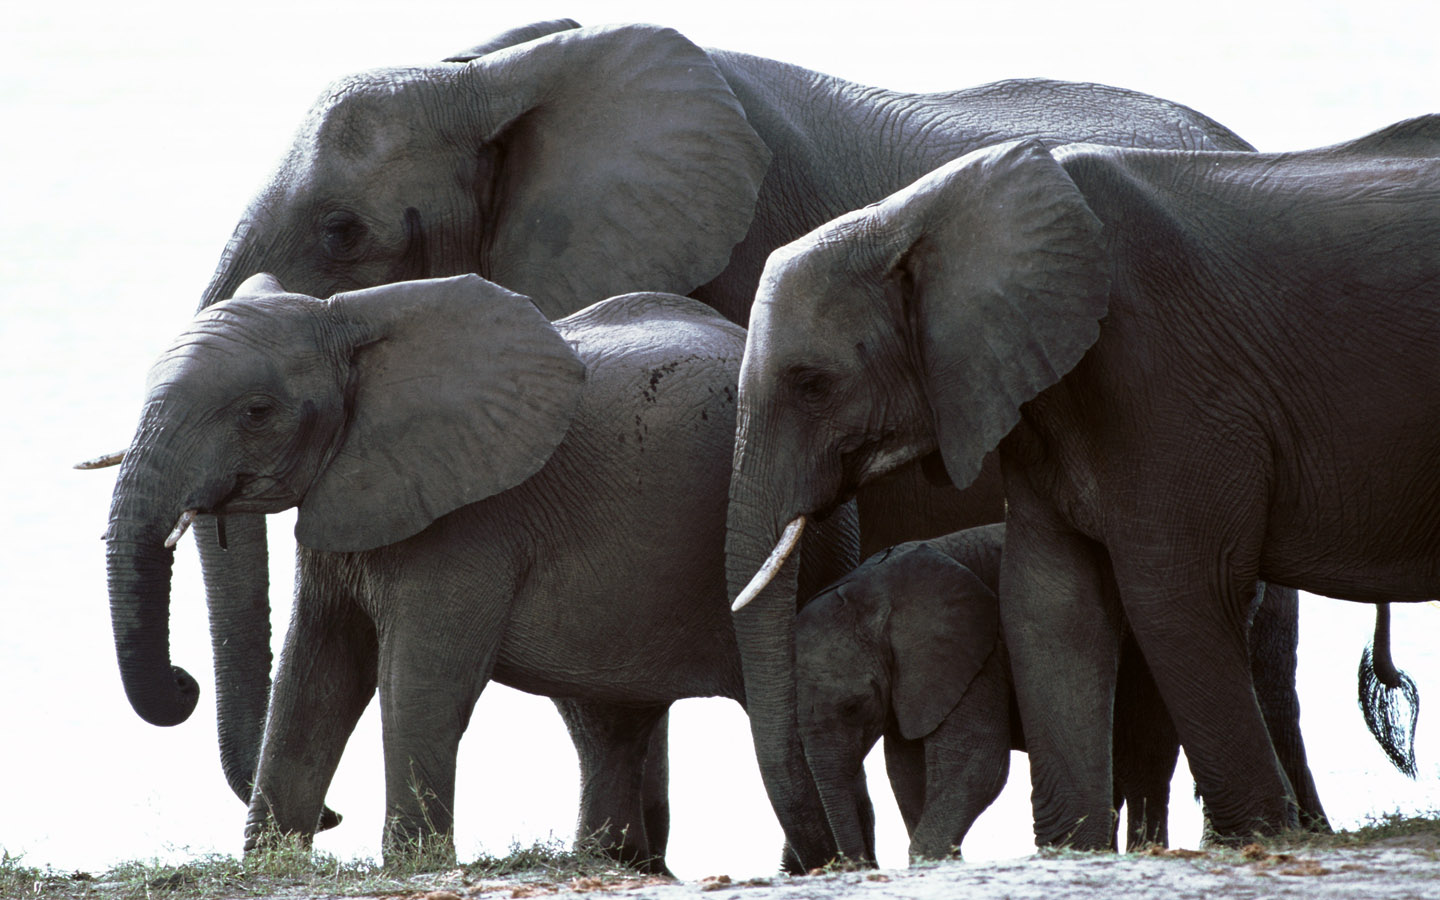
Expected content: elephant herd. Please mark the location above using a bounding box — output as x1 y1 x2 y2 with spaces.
90 19 1439 874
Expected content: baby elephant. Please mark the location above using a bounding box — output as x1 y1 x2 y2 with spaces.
796 524 1177 862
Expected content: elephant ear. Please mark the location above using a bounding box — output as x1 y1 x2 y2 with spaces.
297 274 585 552
459 24 771 316
885 544 1001 741
442 19 581 61
887 140 1110 490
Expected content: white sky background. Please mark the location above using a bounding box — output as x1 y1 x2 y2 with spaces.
2 0 1438 881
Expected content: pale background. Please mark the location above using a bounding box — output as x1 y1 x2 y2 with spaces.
2 0 1437 881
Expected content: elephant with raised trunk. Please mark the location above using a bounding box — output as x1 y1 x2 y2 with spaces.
728 115 1440 849
96 18 1262 868
104 273 856 868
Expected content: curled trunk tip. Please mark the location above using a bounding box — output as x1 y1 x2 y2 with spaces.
732 516 806 612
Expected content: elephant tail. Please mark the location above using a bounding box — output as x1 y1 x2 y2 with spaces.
1357 603 1419 778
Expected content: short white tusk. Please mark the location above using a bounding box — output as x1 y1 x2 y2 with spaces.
74 450 126 470
731 516 807 612
164 509 199 549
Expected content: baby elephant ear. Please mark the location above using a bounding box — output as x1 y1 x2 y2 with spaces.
886 544 1001 741
297 275 586 552
889 140 1110 490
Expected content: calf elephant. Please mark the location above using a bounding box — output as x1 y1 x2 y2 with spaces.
729 115 1440 848
97 19 1260 867
797 524 1179 862
103 274 855 868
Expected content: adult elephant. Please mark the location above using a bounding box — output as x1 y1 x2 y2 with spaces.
97 19 1263 867
105 274 855 869
727 116 1440 848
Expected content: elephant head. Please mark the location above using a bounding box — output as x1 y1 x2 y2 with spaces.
729 138 1106 591
106 274 585 730
795 542 1001 862
200 23 769 316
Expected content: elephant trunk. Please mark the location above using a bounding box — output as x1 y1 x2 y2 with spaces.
196 515 273 802
802 733 873 865
106 446 200 727
726 462 837 871
191 229 283 805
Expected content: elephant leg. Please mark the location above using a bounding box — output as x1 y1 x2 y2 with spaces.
246 553 376 850
908 656 1013 860
999 463 1122 850
882 730 927 836
377 613 499 865
1112 632 1178 849
553 698 672 875
1250 583 1329 832
1109 533 1297 843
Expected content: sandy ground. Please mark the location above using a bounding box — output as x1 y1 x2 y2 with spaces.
395 842 1440 900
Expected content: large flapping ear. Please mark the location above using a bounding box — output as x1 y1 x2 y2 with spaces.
1312 113 1440 158
442 19 581 62
296 274 585 551
458 24 771 316
884 140 1110 490
885 544 1002 741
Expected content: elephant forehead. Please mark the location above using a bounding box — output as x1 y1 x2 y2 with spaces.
147 304 335 396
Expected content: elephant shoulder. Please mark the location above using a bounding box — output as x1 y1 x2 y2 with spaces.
1310 113 1440 159
556 292 747 369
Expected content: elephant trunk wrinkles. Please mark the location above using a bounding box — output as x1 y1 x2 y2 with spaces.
196 515 273 802
726 463 837 870
192 229 282 804
803 737 872 864
106 451 200 726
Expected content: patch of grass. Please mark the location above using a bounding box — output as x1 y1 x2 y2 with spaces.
1 835 654 900
1262 809 1440 852
466 835 648 882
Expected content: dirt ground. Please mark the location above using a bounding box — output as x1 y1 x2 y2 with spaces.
390 841 1440 900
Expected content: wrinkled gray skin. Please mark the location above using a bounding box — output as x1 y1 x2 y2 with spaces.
108 19 1263 869
797 525 1182 862
105 274 856 870
731 116 1440 849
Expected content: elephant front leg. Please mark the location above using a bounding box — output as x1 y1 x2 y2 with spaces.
1109 534 1298 843
246 560 377 850
553 698 673 875
999 466 1122 851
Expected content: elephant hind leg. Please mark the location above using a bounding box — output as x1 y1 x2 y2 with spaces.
554 698 673 876
1249 583 1330 832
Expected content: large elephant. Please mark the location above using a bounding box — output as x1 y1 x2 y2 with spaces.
104 273 855 869
98 19 1263 867
796 524 1178 862
728 115 1440 848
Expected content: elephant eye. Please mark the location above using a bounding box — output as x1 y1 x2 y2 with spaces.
242 402 276 426
320 211 369 258
788 367 832 405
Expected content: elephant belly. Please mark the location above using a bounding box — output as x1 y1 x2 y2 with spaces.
490 605 744 706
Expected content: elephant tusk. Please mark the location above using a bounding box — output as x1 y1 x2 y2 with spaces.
731 516 806 612
74 450 126 470
164 509 199 549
